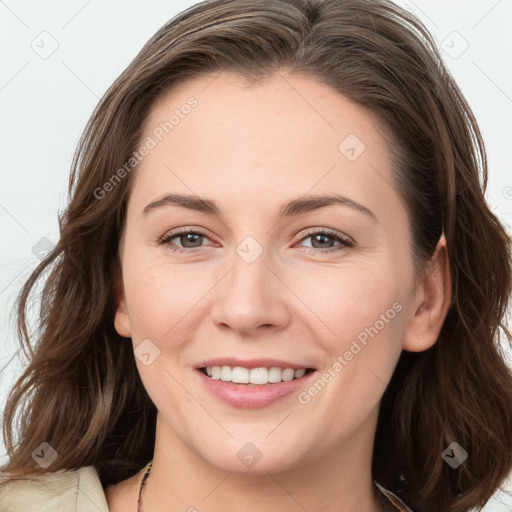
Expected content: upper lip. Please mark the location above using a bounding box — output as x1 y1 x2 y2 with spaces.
195 358 316 370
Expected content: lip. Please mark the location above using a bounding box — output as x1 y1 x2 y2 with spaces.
195 357 315 371
195 367 318 409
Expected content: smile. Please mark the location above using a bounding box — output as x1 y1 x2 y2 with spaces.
201 365 314 385
196 366 318 409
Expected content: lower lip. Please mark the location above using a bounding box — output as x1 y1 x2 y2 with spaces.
196 369 317 409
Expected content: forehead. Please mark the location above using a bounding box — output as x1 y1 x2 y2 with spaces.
130 71 398 219
141 70 385 149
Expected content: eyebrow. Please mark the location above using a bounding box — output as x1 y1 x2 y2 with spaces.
142 193 377 220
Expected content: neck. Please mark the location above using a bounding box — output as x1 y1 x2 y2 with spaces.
141 410 385 512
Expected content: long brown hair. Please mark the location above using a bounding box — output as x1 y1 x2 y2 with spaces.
1 1 511 510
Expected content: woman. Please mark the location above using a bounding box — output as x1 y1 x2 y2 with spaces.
1 0 511 511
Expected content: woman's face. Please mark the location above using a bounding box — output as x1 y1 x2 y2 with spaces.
114 71 424 473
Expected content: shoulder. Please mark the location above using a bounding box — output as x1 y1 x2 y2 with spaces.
0 465 109 512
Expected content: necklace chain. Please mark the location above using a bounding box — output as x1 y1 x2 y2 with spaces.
137 459 153 512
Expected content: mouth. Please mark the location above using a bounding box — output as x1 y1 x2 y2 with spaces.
198 366 316 386
195 365 318 409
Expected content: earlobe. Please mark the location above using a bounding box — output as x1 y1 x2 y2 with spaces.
115 299 132 338
402 236 452 352
114 271 132 338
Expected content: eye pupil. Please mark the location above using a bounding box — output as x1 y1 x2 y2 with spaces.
312 234 333 248
182 233 202 247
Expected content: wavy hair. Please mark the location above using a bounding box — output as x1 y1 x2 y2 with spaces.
1 1 511 511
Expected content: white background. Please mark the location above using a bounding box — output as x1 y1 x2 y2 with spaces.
1 0 511 509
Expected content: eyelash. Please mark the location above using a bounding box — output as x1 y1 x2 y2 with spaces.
158 227 354 255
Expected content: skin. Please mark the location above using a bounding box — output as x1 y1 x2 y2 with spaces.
106 70 451 512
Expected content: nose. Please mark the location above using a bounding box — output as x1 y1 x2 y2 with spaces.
209 248 291 336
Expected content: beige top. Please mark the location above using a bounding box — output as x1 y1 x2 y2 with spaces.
0 465 414 511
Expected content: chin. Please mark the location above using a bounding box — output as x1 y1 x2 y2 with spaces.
196 439 308 475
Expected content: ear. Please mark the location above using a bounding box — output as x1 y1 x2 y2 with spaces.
402 235 452 352
114 265 132 338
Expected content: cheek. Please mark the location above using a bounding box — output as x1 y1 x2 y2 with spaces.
291 259 405 348
122 235 411 361
122 249 216 344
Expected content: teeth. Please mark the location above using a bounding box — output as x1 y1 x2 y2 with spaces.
205 366 308 384
231 366 249 383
